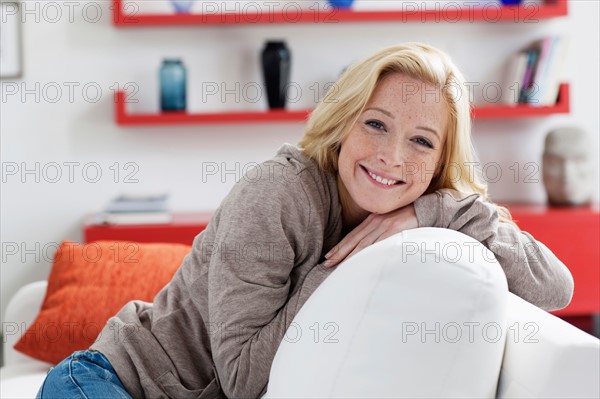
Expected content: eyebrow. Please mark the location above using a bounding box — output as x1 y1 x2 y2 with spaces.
416 126 440 139
364 107 441 139
365 107 394 119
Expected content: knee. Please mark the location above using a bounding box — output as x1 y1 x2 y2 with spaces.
36 355 73 399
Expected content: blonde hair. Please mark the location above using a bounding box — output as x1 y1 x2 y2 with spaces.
298 42 515 224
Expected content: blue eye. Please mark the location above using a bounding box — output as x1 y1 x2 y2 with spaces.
413 137 434 149
365 120 385 130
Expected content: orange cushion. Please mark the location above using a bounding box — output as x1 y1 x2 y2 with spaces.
14 240 191 364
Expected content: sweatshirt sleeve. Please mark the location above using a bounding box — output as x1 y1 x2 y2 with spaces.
205 161 322 398
413 188 574 312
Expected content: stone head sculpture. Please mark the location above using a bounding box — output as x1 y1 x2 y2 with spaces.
543 127 594 206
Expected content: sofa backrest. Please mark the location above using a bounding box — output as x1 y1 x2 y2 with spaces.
264 227 600 398
264 227 509 398
2 280 52 368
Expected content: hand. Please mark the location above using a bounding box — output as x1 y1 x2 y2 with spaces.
323 204 419 268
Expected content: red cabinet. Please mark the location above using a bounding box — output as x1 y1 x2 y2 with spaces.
83 212 212 246
507 204 600 319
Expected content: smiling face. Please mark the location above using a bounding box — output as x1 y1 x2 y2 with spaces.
337 72 449 226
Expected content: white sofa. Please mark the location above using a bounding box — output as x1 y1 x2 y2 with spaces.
2 228 599 398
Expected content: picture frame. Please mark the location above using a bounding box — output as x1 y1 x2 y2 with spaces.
1 1 23 79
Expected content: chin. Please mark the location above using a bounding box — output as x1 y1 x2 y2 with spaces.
356 198 404 215
364 205 394 215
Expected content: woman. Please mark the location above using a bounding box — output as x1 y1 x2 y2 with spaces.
37 42 573 398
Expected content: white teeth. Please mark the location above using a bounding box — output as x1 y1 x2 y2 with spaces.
368 170 398 186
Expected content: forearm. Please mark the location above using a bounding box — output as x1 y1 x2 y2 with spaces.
212 263 330 398
414 189 574 311
484 223 573 311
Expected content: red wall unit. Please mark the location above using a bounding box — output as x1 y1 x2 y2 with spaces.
506 204 600 317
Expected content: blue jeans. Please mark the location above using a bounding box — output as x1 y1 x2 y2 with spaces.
36 349 132 399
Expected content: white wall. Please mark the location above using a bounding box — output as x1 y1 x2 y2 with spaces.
1 0 598 341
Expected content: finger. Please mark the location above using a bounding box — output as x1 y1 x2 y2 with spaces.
323 239 357 268
325 225 387 268
324 216 375 261
376 228 404 243
375 215 418 244
343 226 388 262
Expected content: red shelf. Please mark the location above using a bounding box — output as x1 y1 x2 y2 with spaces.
113 0 567 26
115 84 570 126
115 92 312 125
472 82 570 119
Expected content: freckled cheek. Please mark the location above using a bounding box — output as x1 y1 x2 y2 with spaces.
404 155 437 184
349 137 378 162
355 132 378 148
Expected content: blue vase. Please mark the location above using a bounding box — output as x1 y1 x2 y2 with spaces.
328 0 354 8
160 59 186 112
169 0 195 14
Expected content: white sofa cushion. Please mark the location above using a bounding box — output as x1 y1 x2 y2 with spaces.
497 293 600 398
1 281 51 398
264 227 509 398
0 364 49 399
2 280 52 369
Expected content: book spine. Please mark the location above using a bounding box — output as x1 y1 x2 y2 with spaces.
528 36 554 106
502 52 529 105
519 49 540 103
543 36 569 105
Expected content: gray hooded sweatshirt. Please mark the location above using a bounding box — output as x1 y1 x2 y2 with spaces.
91 143 574 398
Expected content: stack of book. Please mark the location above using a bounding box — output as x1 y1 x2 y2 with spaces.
94 193 172 225
501 35 569 107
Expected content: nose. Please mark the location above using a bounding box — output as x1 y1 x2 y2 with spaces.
377 136 405 168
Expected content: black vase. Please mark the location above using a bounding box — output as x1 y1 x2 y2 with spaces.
261 41 291 109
